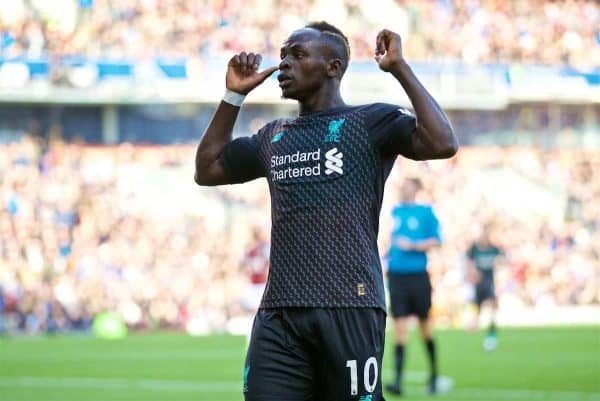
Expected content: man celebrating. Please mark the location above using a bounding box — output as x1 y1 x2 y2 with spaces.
194 21 458 401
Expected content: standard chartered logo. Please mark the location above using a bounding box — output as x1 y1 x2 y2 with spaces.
270 147 344 181
324 147 343 175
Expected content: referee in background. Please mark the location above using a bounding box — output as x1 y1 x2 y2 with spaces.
385 178 441 396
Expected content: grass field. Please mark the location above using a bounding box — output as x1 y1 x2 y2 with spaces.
1 326 599 401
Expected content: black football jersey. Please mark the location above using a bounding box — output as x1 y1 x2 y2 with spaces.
219 103 416 310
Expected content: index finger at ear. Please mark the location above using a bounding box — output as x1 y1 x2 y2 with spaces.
229 54 241 67
375 31 384 55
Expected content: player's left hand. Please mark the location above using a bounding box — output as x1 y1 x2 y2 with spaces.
374 29 404 72
396 237 414 251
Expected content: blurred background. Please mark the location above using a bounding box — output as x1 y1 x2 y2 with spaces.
0 1 598 401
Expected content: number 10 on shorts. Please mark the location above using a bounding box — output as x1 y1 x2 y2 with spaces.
346 357 378 395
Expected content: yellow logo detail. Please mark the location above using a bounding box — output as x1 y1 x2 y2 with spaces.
357 283 366 296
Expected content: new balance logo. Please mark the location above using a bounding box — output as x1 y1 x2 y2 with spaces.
271 131 285 143
324 147 343 175
397 107 413 116
359 395 373 401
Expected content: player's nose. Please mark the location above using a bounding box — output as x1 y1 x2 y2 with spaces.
278 57 291 70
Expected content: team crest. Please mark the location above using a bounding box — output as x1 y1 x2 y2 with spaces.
324 118 345 143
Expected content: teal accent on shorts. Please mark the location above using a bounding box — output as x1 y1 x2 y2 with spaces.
243 365 250 393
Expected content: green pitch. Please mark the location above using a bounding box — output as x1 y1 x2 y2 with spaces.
1 326 598 401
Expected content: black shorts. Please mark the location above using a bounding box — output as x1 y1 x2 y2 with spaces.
388 272 432 319
244 308 386 401
475 278 495 306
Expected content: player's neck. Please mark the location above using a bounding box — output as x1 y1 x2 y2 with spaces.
298 87 346 115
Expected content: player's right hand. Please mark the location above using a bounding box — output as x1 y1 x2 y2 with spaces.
226 52 278 95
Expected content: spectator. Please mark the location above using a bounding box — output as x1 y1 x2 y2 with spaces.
0 0 597 68
0 134 598 335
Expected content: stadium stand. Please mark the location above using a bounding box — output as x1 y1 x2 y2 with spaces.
0 0 598 67
1 137 598 334
0 0 598 335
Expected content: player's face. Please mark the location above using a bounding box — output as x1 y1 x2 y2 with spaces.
278 29 330 100
480 228 492 246
401 181 418 201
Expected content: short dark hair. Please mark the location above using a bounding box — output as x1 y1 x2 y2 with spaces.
305 21 350 74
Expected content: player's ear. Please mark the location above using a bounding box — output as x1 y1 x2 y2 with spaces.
327 59 343 78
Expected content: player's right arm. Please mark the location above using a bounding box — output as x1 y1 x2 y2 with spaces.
194 53 277 186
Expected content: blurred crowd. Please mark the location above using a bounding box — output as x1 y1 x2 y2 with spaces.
0 137 252 334
400 148 600 325
0 134 598 334
0 0 598 69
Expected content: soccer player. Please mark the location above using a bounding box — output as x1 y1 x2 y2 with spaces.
194 21 458 401
385 178 441 396
467 223 503 351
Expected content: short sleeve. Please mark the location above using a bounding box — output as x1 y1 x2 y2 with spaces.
494 246 503 258
218 135 265 184
365 103 417 158
467 245 475 260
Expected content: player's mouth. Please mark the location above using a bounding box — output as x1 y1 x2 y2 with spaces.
277 74 293 88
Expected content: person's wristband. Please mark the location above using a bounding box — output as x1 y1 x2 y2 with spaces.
223 89 246 107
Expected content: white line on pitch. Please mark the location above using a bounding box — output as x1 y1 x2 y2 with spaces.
0 375 598 400
0 349 244 361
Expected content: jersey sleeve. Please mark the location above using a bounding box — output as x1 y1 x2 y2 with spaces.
218 134 265 184
365 103 417 158
494 246 503 258
467 245 475 260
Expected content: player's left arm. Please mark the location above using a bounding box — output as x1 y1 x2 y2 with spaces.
375 29 459 160
397 237 440 251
